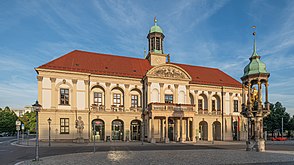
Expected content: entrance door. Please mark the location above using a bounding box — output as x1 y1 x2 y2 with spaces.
92 119 105 141
130 120 141 141
199 121 208 140
112 120 124 140
168 119 174 141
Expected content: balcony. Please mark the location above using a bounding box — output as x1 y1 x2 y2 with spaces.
148 103 195 112
212 109 222 115
91 104 105 112
111 105 125 112
130 106 142 112
198 109 208 114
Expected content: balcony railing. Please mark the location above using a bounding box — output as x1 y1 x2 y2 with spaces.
91 104 105 111
212 109 222 115
111 105 124 112
130 106 142 112
198 109 208 114
148 103 195 112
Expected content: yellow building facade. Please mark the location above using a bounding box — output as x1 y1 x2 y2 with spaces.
36 20 246 143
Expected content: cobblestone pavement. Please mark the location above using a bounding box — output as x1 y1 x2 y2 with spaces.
18 149 294 165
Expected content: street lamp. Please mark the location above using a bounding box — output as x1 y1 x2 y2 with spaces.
47 118 52 147
32 100 42 161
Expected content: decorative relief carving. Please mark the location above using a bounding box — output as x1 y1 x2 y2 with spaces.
124 84 130 88
148 65 190 80
62 79 66 84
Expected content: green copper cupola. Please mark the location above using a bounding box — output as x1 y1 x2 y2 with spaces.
147 17 165 54
242 31 269 78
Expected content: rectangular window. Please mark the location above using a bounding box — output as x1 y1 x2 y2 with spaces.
198 99 203 110
94 92 102 105
165 94 173 103
113 93 121 106
60 88 69 105
131 95 138 107
234 100 238 112
212 100 216 111
60 118 69 134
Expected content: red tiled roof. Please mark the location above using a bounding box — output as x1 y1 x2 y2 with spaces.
38 50 152 79
172 63 242 88
38 50 241 88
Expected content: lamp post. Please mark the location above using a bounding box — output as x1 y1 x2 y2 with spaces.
47 118 52 147
32 100 42 161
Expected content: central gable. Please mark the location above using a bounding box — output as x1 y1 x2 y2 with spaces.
146 64 192 81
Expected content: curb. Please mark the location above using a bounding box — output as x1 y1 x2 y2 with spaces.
10 141 33 148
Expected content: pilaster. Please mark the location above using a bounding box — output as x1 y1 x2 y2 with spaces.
105 83 111 111
174 84 179 103
124 84 130 111
37 76 43 105
50 78 56 109
159 83 164 103
84 80 89 110
72 79 77 110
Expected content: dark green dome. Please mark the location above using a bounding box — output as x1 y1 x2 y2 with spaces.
243 40 269 77
149 18 163 34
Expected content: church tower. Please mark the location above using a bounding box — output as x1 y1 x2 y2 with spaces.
146 17 168 66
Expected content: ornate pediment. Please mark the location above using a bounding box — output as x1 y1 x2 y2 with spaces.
147 64 191 80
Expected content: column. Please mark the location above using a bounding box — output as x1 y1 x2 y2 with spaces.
180 117 183 142
186 118 190 141
147 82 151 104
194 90 198 112
151 116 156 143
247 82 251 111
50 78 56 109
160 119 163 141
192 117 196 142
165 116 169 143
124 84 130 111
37 76 43 105
257 81 262 111
174 84 178 103
186 85 190 104
265 82 269 110
105 83 111 111
84 80 89 110
208 122 213 141
159 83 164 103
72 79 77 110
242 84 245 104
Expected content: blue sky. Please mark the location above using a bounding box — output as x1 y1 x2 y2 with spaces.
0 0 293 115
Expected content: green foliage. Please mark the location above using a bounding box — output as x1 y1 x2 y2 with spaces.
19 111 36 133
264 102 291 137
0 107 18 133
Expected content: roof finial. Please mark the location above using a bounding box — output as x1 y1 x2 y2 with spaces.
252 25 257 54
154 16 157 26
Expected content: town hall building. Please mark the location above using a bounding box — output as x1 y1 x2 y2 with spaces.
35 19 246 143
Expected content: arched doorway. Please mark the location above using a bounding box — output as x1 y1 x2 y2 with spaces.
130 120 141 141
112 119 124 141
92 119 105 141
199 121 208 140
213 121 221 141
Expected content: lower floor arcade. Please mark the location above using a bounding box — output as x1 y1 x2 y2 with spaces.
38 111 247 142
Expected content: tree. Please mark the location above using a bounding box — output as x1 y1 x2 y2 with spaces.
0 107 18 134
19 111 36 133
264 102 290 137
